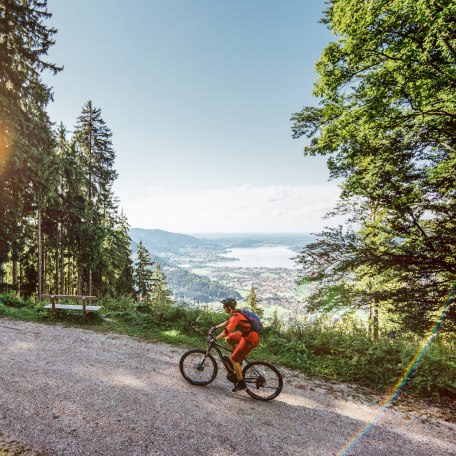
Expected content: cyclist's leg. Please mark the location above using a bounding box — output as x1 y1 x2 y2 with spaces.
233 363 243 381
231 332 259 382
225 332 242 352
225 337 237 351
226 332 243 380
231 334 259 392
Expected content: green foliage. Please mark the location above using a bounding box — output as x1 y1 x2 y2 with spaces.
246 285 263 318
270 316 456 397
149 263 174 306
0 0 62 296
405 335 456 398
0 293 27 308
270 306 282 332
133 241 155 301
166 267 241 303
292 0 456 332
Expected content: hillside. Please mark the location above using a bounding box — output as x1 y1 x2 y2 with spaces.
129 228 240 302
130 228 208 254
166 268 241 303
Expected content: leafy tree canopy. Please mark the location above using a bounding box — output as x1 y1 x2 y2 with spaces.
292 0 456 332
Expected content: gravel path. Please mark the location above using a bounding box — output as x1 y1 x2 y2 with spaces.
0 318 455 456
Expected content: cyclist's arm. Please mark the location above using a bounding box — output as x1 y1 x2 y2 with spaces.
213 320 228 340
213 319 228 330
217 313 242 340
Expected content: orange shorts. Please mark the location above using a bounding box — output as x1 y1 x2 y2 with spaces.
226 331 259 363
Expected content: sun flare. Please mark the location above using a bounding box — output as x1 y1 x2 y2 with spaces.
0 121 13 174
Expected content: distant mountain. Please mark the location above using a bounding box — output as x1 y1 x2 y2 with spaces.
130 228 314 255
130 228 208 254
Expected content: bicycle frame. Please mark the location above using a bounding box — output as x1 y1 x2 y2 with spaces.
204 339 251 374
179 332 283 400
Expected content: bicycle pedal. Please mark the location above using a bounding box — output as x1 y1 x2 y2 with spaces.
226 372 237 384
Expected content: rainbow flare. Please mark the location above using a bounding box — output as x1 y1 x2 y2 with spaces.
336 282 456 456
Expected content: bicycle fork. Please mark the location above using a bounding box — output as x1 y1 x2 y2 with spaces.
197 351 211 371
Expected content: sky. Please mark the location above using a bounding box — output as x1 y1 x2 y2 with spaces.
43 0 343 234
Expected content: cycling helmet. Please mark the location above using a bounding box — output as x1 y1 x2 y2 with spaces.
221 297 237 309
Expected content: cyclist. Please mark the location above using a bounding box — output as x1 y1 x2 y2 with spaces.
211 297 259 392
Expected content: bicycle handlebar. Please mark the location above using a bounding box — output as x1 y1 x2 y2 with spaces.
207 330 216 344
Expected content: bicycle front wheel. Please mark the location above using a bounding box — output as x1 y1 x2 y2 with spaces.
243 361 283 400
179 349 218 386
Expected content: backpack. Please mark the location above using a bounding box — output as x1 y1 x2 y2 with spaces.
239 308 263 332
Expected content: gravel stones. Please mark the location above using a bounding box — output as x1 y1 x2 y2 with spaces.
0 319 455 456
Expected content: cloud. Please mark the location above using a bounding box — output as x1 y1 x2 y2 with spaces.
260 185 298 203
117 183 345 233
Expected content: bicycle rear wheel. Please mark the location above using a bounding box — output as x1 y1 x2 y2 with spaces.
179 349 218 386
243 361 283 400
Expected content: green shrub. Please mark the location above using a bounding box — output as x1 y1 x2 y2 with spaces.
0 293 28 308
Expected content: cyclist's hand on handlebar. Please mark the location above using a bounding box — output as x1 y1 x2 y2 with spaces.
209 326 217 334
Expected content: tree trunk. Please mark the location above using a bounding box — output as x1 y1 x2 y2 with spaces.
38 209 42 298
55 230 59 294
77 265 82 295
43 235 47 294
368 298 379 340
19 256 22 296
373 297 379 341
59 233 65 294
66 255 71 295
12 239 18 292
368 301 373 338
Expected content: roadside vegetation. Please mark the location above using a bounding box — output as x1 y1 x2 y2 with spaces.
1 293 454 403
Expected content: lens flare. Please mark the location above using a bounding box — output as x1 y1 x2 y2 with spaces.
336 282 456 456
0 120 13 174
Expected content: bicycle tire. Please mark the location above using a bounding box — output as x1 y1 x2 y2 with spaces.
179 349 218 386
242 361 283 401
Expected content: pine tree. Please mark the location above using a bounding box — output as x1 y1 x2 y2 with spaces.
0 0 61 296
246 284 263 318
102 210 134 297
73 100 117 204
73 100 118 295
271 306 281 332
134 241 154 301
56 127 87 294
150 263 173 306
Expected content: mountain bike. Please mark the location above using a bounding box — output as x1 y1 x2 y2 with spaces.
179 330 283 401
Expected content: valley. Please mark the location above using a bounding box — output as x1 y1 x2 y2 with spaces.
130 229 313 322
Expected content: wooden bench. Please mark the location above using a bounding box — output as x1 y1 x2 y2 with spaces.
41 294 101 320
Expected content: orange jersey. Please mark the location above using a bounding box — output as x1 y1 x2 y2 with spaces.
224 311 252 336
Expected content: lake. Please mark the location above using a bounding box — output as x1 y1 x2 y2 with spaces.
217 246 297 269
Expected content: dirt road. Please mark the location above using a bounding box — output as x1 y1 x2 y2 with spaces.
0 319 455 455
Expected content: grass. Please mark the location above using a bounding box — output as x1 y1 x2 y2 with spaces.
0 293 455 402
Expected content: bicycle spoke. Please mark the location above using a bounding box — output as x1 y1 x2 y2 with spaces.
242 361 283 400
179 350 218 386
